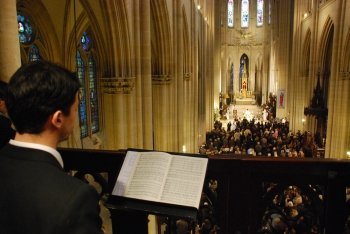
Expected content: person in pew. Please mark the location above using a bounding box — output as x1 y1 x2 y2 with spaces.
0 61 103 234
0 80 15 148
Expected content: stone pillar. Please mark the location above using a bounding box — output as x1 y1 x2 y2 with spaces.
140 0 153 149
0 0 21 82
176 0 184 153
275 0 292 119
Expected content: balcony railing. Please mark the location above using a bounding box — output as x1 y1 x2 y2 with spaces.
59 148 350 234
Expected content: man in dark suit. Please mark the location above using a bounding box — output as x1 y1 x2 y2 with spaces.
0 61 103 234
0 80 15 148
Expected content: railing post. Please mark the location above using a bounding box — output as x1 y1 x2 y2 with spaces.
325 170 346 233
109 209 149 234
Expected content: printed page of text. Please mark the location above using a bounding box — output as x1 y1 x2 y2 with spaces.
160 156 208 208
112 151 140 196
122 151 172 201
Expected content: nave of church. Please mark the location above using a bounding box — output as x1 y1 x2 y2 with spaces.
0 0 349 158
0 1 350 233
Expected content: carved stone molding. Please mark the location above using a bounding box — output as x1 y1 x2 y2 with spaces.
152 74 172 85
183 72 191 81
101 77 135 94
229 29 264 46
340 70 350 80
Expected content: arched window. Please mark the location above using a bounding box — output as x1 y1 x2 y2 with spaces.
29 44 41 61
17 13 35 44
257 0 264 26
81 31 92 52
76 51 88 138
239 54 249 90
228 0 234 28
88 55 99 133
76 31 100 138
17 12 42 62
241 0 249 28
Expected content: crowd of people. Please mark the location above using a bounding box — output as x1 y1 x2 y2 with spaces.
258 184 322 233
199 117 324 158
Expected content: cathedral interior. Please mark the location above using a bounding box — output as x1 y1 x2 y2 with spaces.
1 1 350 233
1 0 349 158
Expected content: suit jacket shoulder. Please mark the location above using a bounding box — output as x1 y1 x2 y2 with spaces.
0 144 103 234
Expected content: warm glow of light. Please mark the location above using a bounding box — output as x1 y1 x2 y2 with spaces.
304 13 308 18
182 145 187 153
302 118 305 123
275 82 278 92
197 5 201 10
347 151 350 158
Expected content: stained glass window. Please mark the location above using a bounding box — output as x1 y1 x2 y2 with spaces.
17 12 43 63
76 31 100 138
81 32 91 52
257 0 264 26
17 14 34 44
29 44 41 61
241 0 249 28
76 51 88 138
228 0 234 28
88 55 99 133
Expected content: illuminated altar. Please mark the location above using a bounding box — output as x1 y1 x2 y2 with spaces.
234 61 255 104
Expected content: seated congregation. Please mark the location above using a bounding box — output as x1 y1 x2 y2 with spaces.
200 117 324 158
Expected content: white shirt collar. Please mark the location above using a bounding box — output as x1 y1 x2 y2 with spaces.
9 139 64 168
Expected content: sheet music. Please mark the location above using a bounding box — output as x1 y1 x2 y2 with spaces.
160 156 208 207
112 151 140 196
113 151 171 201
112 150 208 208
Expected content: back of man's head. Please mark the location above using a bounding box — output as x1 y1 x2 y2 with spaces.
6 60 81 134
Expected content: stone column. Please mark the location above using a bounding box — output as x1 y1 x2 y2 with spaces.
140 0 153 149
0 0 21 82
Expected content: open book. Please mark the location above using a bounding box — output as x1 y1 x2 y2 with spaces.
110 150 208 213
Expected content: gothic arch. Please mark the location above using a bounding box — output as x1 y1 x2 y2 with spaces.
65 1 107 76
318 17 334 74
255 53 263 105
183 6 190 78
151 0 172 77
301 29 311 77
66 9 87 67
102 0 132 76
239 53 249 90
312 17 334 141
77 0 108 74
17 0 60 62
341 28 350 74
318 17 334 104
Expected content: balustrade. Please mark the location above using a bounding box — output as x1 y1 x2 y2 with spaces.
59 148 350 233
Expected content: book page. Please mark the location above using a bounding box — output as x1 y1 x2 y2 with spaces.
112 151 172 202
160 156 208 208
112 151 139 196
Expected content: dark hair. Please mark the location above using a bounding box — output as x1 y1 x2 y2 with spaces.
6 60 81 134
0 80 8 100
